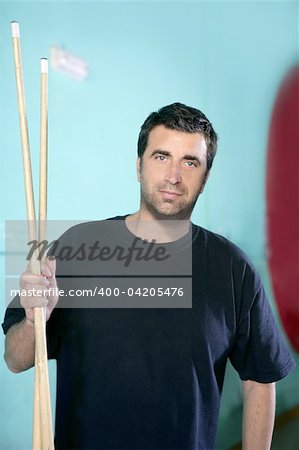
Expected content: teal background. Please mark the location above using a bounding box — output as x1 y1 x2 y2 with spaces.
0 1 298 449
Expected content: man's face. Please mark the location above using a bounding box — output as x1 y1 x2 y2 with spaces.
137 125 209 219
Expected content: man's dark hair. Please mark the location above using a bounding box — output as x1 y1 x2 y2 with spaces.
137 102 218 171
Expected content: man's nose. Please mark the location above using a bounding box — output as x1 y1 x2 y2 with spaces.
164 162 182 184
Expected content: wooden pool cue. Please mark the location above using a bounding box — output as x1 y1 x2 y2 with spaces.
33 57 54 450
11 21 54 450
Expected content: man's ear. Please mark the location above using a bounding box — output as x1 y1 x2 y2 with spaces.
199 170 210 194
136 157 141 182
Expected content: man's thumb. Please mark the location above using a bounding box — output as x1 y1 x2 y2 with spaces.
47 255 56 276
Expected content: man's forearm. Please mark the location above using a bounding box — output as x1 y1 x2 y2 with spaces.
242 380 276 450
4 318 35 373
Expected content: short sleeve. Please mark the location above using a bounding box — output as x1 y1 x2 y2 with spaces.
229 265 296 383
1 295 25 335
2 295 60 360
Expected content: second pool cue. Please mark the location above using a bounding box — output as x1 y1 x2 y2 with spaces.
35 57 54 450
33 58 54 450
11 21 54 450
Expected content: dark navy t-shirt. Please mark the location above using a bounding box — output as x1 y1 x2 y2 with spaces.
2 216 295 450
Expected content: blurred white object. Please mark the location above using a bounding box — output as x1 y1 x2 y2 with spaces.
50 45 89 81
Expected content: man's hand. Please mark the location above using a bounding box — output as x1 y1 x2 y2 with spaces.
4 256 59 373
19 255 59 325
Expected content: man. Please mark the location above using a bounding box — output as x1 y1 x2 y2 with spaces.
3 103 295 449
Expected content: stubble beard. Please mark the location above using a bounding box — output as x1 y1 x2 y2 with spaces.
140 183 201 220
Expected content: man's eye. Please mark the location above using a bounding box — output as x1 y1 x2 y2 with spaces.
185 161 196 167
155 155 167 161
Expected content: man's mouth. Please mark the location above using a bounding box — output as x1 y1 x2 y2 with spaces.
159 190 183 199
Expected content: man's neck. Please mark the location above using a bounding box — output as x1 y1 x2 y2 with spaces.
125 211 191 243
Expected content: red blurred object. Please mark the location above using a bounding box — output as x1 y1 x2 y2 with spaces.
266 66 299 353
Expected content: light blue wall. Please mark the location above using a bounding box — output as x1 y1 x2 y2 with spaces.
1 1 298 449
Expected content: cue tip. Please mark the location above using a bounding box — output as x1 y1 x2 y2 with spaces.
41 58 48 73
11 21 20 38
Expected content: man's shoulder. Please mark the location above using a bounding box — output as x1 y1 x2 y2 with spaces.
194 224 253 266
194 225 262 290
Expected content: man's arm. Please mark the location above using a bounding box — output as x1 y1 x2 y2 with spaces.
4 256 58 373
4 318 35 372
242 380 276 450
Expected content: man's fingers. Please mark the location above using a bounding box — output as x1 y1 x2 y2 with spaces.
22 283 50 297
21 272 50 288
40 261 52 277
45 255 56 277
21 296 49 309
25 255 56 279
